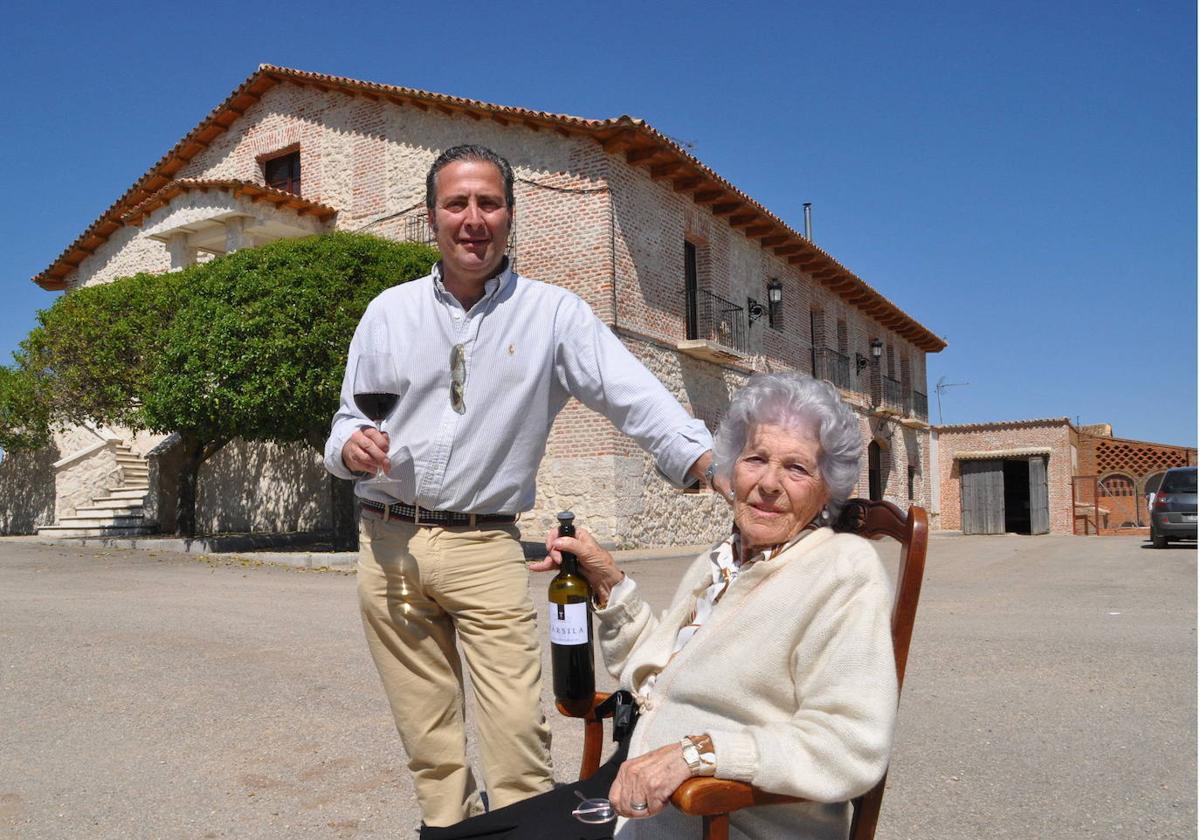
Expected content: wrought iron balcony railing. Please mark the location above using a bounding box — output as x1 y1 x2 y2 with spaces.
881 375 906 413
404 212 436 245
686 288 748 355
813 348 852 391
911 389 929 422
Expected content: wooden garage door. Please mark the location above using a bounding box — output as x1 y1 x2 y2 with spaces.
1029 456 1050 534
962 459 1005 534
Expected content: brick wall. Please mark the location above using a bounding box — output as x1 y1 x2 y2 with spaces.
936 420 1074 534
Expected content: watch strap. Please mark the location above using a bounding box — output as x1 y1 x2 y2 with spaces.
680 735 717 776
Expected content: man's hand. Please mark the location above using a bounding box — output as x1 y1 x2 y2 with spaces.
688 451 733 505
342 427 391 476
608 742 693 819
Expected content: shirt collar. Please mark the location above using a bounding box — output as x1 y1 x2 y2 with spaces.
431 257 515 309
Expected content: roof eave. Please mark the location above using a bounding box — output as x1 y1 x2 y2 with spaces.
32 65 946 351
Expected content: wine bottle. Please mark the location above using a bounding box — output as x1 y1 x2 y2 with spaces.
548 510 595 715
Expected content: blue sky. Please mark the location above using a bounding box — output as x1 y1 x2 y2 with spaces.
3 1 1195 445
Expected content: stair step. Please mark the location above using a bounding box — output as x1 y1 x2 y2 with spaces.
38 524 157 538
102 488 149 500
78 500 144 514
44 439 156 537
58 511 145 526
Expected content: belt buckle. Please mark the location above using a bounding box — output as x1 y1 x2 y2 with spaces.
382 502 391 523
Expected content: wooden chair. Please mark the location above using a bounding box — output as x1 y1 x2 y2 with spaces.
557 499 929 840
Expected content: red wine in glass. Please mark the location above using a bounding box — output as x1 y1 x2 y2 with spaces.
352 353 400 483
354 392 399 422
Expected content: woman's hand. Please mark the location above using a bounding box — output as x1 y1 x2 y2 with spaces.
608 742 693 819
526 526 625 602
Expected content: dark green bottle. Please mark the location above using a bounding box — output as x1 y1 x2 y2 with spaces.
547 511 595 715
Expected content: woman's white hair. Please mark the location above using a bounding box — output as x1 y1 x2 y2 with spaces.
713 372 862 516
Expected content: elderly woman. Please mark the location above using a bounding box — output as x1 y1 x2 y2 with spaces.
422 372 896 840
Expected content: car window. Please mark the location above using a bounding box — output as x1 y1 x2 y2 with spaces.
1161 469 1198 493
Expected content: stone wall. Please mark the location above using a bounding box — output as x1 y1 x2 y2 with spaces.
196 439 331 534
71 224 171 290
55 444 120 521
0 446 58 534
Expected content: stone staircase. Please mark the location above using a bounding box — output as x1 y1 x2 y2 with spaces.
38 442 156 538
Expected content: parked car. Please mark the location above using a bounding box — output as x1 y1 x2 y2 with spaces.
1150 466 1197 548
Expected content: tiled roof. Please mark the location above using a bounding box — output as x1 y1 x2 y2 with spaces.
33 65 945 352
953 447 1052 460
936 417 1072 432
120 179 338 226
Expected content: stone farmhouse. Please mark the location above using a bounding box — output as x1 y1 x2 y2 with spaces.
21 65 945 547
933 418 1196 536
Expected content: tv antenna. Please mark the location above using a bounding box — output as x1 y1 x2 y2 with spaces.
934 377 970 425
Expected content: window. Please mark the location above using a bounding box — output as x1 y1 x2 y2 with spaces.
1160 468 1197 494
809 308 825 376
907 464 916 500
684 241 699 340
264 150 301 195
868 441 883 501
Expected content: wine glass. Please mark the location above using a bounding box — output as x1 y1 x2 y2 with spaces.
572 790 616 824
352 352 400 484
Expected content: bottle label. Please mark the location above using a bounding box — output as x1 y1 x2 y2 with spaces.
548 602 589 645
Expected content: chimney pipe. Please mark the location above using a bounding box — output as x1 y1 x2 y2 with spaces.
803 202 813 240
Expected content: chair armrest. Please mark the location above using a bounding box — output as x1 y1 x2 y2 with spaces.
555 691 612 719
670 777 804 816
557 693 612 780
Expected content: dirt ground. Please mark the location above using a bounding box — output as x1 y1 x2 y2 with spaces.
0 533 1194 839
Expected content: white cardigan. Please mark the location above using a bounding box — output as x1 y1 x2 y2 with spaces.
596 527 898 840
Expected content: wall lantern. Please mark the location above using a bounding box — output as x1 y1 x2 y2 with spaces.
858 337 884 375
766 279 783 328
767 280 783 306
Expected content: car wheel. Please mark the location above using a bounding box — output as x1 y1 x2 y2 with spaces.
1151 528 1168 549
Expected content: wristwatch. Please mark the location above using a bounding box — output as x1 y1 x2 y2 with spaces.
703 461 717 489
680 735 717 776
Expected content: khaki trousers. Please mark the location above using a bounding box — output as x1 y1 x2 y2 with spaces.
357 514 554 827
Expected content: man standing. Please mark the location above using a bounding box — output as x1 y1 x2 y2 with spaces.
324 145 716 827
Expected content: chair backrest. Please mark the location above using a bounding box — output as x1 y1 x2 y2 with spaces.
833 499 929 840
567 500 930 840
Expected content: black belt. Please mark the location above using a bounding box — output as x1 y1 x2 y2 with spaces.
359 499 517 527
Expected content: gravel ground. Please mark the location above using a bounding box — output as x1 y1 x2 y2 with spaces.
0 533 1193 839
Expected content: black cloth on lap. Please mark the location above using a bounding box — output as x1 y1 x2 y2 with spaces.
419 739 629 840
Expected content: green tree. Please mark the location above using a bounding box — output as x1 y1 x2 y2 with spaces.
0 364 51 453
17 270 184 432
143 232 437 539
